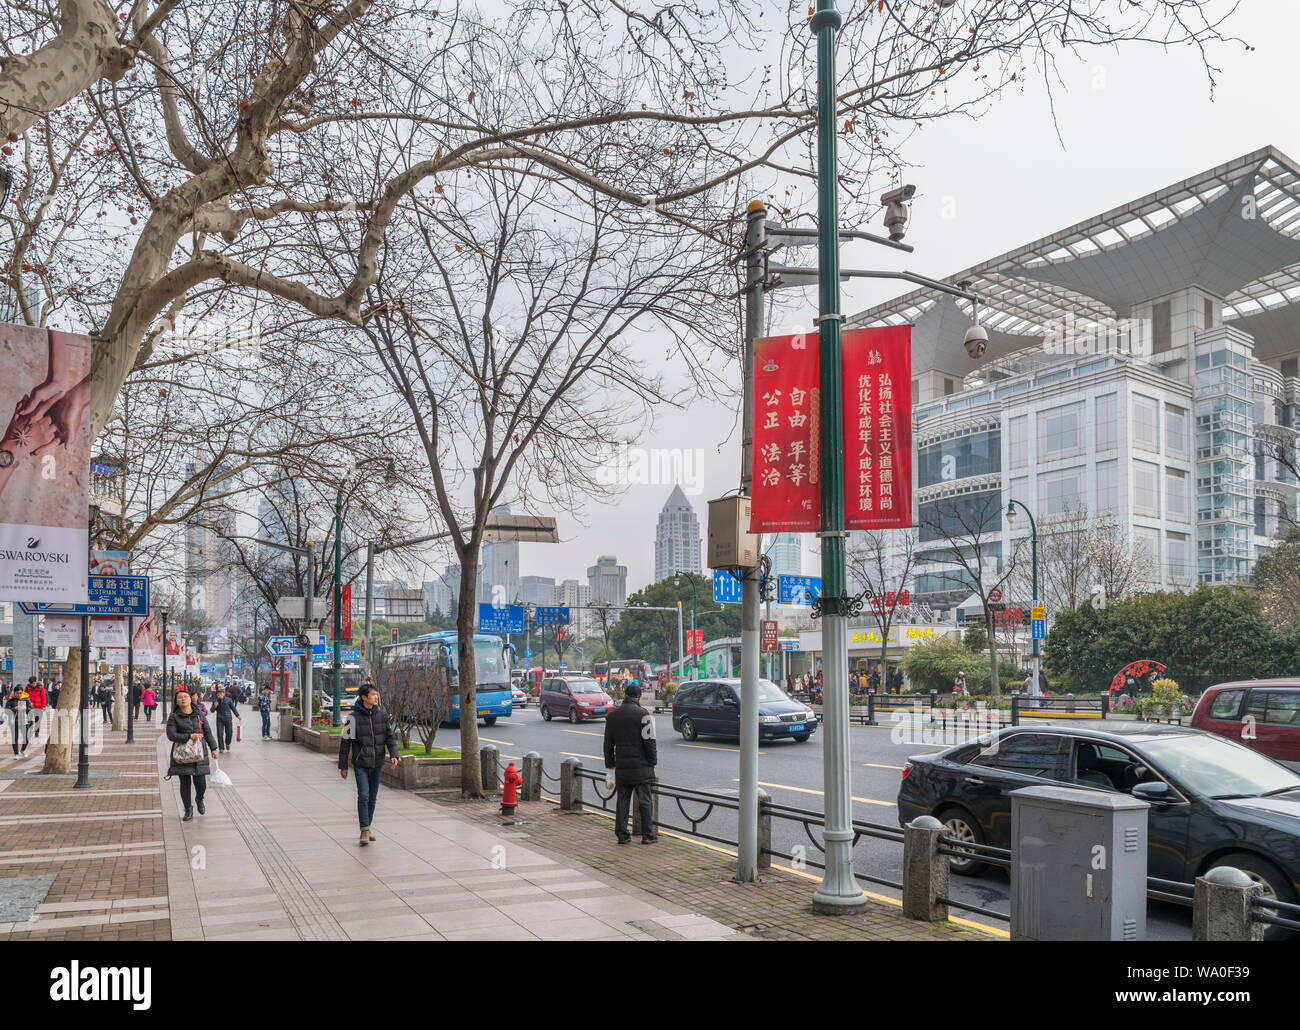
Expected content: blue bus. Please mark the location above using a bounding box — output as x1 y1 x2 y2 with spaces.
380 631 514 726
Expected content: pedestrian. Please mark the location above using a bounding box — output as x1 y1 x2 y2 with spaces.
48 682 60 707
869 667 880 691
603 682 658 845
131 680 143 719
5 684 31 757
97 680 114 723
338 684 398 847
212 689 238 752
1025 669 1034 693
258 686 274 740
1038 669 1050 695
27 677 46 739
165 687 217 821
142 683 157 722
953 671 968 697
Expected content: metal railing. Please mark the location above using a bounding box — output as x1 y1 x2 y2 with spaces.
1010 693 1108 724
1251 894 1300 933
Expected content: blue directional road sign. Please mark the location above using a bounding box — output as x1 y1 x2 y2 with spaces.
18 574 150 616
1031 599 1046 641
559 662 568 669
712 569 743 604
779 640 799 652
778 575 822 606
525 649 533 659
341 649 361 662
535 606 570 626
265 635 306 657
479 603 525 634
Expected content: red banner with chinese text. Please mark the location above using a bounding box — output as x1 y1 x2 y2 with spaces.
842 326 913 530
341 584 352 640
751 331 820 531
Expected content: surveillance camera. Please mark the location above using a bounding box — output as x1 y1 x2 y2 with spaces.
964 324 988 359
879 185 916 205
879 185 915 242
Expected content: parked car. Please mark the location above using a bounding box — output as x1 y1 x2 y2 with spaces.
539 677 614 723
671 678 818 743
897 722 1300 938
1190 679 1300 769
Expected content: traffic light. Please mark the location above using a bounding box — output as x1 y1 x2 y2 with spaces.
391 628 398 643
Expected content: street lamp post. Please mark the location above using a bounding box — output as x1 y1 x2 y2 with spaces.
333 457 395 727
674 572 698 679
1006 500 1040 698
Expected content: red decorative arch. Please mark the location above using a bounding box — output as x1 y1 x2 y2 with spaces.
1109 660 1168 693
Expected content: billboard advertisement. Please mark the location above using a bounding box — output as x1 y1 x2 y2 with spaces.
0 325 93 602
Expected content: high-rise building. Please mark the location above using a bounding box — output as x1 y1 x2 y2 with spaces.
481 503 519 606
425 563 481 619
766 533 802 580
654 485 702 583
520 575 557 607
587 556 627 628
557 578 593 638
847 147 1299 611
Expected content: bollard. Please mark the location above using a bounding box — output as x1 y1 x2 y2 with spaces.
480 745 500 792
560 757 584 812
1010 693 1020 726
1194 867 1264 942
867 691 876 726
903 815 949 922
522 751 543 802
929 691 938 723
1102 693 1111 719
757 788 772 870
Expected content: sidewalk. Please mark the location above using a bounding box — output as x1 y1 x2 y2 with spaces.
0 714 993 941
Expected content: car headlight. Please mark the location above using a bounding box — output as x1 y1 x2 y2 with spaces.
804 709 817 720
760 715 781 724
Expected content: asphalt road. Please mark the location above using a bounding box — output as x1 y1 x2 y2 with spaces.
428 703 1194 940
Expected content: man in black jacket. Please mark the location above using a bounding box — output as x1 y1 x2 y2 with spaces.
603 683 658 844
338 684 399 846
212 689 238 751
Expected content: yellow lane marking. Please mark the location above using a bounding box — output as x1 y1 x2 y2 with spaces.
736 779 894 807
862 762 905 770
559 751 605 762
478 737 514 746
677 743 767 755
563 729 605 737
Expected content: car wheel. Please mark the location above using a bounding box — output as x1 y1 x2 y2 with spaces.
541 705 552 722
793 733 811 742
937 807 988 875
1207 853 1297 941
680 716 698 742
568 707 579 724
483 716 497 726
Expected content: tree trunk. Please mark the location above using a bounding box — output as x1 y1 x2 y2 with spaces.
456 544 483 797
985 608 1000 699
40 649 81 774
112 664 126 731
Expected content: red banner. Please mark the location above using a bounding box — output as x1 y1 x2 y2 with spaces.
842 326 913 530
751 331 820 532
687 629 704 655
341 584 352 640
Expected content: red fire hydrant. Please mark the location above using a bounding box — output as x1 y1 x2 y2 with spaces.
501 762 523 816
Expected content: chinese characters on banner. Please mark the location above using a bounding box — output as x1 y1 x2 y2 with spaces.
750 332 820 531
842 326 913 530
341 583 352 641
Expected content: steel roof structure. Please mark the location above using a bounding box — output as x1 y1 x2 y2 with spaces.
848 146 1300 369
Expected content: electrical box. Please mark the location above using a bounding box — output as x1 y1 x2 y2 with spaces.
1010 784 1149 942
707 495 758 569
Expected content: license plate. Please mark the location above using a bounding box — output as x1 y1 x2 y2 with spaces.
477 710 489 715
594 708 605 714
788 723 804 732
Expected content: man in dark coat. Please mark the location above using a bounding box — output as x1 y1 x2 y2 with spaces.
603 683 658 844
211 689 239 752
338 683 399 847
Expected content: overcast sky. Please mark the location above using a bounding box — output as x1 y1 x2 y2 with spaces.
397 2 1294 596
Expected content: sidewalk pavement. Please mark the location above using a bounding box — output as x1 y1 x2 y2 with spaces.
0 713 996 942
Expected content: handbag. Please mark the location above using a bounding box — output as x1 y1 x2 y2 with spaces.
172 716 205 764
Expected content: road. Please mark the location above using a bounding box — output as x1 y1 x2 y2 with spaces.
425 703 1193 940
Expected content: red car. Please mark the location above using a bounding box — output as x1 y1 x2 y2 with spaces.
539 676 614 723
1189 679 1300 769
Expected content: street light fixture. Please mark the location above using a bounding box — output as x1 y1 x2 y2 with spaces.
1006 499 1040 698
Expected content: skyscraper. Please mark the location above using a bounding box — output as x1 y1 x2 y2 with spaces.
520 575 557 607
654 485 701 583
481 503 519 605
587 555 627 610
766 533 802 580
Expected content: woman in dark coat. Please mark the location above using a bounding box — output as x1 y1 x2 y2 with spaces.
166 687 218 821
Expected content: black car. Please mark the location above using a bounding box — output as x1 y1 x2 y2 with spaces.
897 722 1300 929
672 678 818 743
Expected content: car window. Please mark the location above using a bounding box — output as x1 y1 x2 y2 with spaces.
694 684 716 706
1072 741 1154 792
973 733 1070 780
1207 689 1245 720
717 686 737 704
1252 690 1300 727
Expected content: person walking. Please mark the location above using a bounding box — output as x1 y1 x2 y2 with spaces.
165 688 217 821
131 680 143 720
141 683 157 722
258 686 274 740
26 677 46 739
602 682 658 845
337 684 398 847
953 671 968 697
95 680 113 723
5 684 31 757
212 689 238 752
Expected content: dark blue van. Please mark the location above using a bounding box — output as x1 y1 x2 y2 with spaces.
672 678 819 743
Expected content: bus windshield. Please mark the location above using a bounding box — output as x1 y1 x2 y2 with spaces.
472 640 510 689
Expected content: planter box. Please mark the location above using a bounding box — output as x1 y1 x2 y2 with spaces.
292 724 341 757
382 753 462 790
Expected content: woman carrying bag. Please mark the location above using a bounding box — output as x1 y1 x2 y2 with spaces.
166 687 218 821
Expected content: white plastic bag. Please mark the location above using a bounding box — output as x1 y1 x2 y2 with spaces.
210 757 233 788
604 770 615 791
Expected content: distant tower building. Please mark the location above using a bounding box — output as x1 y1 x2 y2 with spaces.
481 503 519 605
587 555 627 611
767 533 802 579
654 485 702 583
520 576 557 607
557 578 593 638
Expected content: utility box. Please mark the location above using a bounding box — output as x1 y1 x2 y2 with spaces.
707 495 758 568
1010 785 1149 941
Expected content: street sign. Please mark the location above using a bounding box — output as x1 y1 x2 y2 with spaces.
524 648 533 659
1031 599 1046 641
761 620 779 652
265 636 307 657
535 606 570 626
478 603 525 633
558 662 568 669
712 568 743 604
988 587 1003 603
341 649 360 662
779 640 799 652
777 575 822 606
18 574 150 616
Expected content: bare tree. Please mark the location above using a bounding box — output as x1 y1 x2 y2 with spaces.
846 529 918 689
918 492 1017 697
1090 514 1156 603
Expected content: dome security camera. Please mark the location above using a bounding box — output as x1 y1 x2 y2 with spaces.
964 324 988 359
